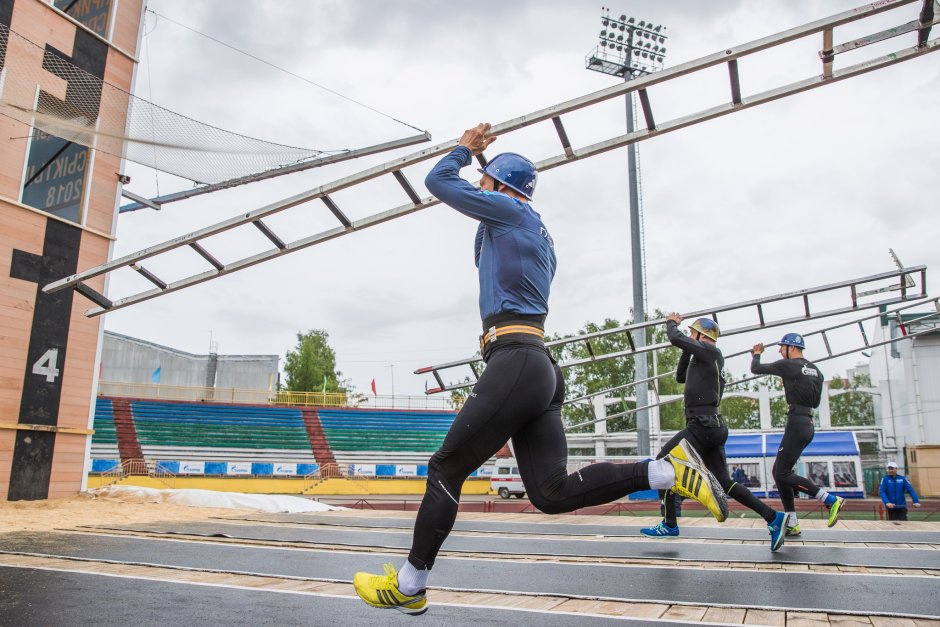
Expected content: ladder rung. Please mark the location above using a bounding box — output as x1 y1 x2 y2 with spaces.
728 59 743 104
821 28 835 78
189 242 224 272
858 320 870 346
131 263 166 290
551 116 575 158
392 170 422 206
821 330 834 357
638 89 655 130
585 340 595 358
321 194 352 229
253 220 286 250
475 153 488 168
75 283 112 310
756 302 765 326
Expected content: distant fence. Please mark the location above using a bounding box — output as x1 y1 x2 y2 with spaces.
98 381 457 410
90 459 491 479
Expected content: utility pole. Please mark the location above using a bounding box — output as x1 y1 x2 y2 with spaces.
586 8 668 455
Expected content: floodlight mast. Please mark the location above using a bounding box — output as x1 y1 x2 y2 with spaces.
585 9 668 456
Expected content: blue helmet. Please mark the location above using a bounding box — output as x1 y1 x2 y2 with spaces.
780 333 805 349
479 152 537 200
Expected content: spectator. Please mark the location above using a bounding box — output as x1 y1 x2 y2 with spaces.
880 462 920 521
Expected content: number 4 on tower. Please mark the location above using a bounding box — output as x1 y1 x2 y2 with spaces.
32 348 60 383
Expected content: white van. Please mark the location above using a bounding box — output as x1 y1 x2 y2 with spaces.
490 458 526 499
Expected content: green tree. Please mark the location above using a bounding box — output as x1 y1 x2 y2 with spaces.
650 317 685 432
283 329 346 393
720 378 761 430
552 309 686 435
829 373 875 426
550 318 637 433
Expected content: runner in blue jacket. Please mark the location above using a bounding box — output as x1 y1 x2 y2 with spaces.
352 122 728 616
880 461 921 521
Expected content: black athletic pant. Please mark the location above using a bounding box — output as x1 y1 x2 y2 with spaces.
657 415 776 526
773 413 822 512
408 342 651 570
887 508 909 521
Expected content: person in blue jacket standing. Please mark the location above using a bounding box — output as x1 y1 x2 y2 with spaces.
880 461 921 521
351 122 728 616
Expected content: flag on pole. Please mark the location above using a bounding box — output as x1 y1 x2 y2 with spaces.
371 379 377 396
322 374 328 393
424 380 428 394
152 366 161 383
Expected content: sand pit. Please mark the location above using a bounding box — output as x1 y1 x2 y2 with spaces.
0 487 340 533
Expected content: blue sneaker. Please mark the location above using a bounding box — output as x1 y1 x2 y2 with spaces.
641 521 679 537
768 511 786 552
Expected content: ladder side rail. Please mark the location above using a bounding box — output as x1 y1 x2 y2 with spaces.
829 13 940 57
118 131 433 213
44 1 931 300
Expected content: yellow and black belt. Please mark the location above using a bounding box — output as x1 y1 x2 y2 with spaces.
479 324 545 352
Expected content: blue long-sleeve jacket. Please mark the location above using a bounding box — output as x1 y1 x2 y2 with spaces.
425 146 556 323
880 474 920 508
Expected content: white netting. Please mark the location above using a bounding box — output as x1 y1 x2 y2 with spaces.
0 24 336 185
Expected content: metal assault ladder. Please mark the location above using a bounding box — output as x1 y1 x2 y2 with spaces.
44 0 939 315
415 266 928 394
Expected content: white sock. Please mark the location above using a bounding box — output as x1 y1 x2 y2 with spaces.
397 561 428 595
647 458 676 489
815 489 831 504
787 512 799 527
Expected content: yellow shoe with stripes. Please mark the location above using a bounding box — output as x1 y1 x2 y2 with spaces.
353 563 428 615
666 439 729 523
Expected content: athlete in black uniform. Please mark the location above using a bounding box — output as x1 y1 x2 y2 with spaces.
352 124 729 616
641 313 787 551
751 332 845 534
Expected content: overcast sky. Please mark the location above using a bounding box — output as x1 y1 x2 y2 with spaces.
108 0 940 396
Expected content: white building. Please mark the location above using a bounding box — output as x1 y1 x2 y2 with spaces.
868 311 940 453
101 331 279 392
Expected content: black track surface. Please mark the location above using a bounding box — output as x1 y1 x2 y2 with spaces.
0 531 936 618
87 521 940 570
229 513 940 545
0 565 699 626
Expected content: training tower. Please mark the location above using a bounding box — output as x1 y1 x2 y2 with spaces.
0 0 146 500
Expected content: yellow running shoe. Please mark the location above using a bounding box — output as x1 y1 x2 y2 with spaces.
827 496 845 528
353 563 428 615
665 439 729 523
